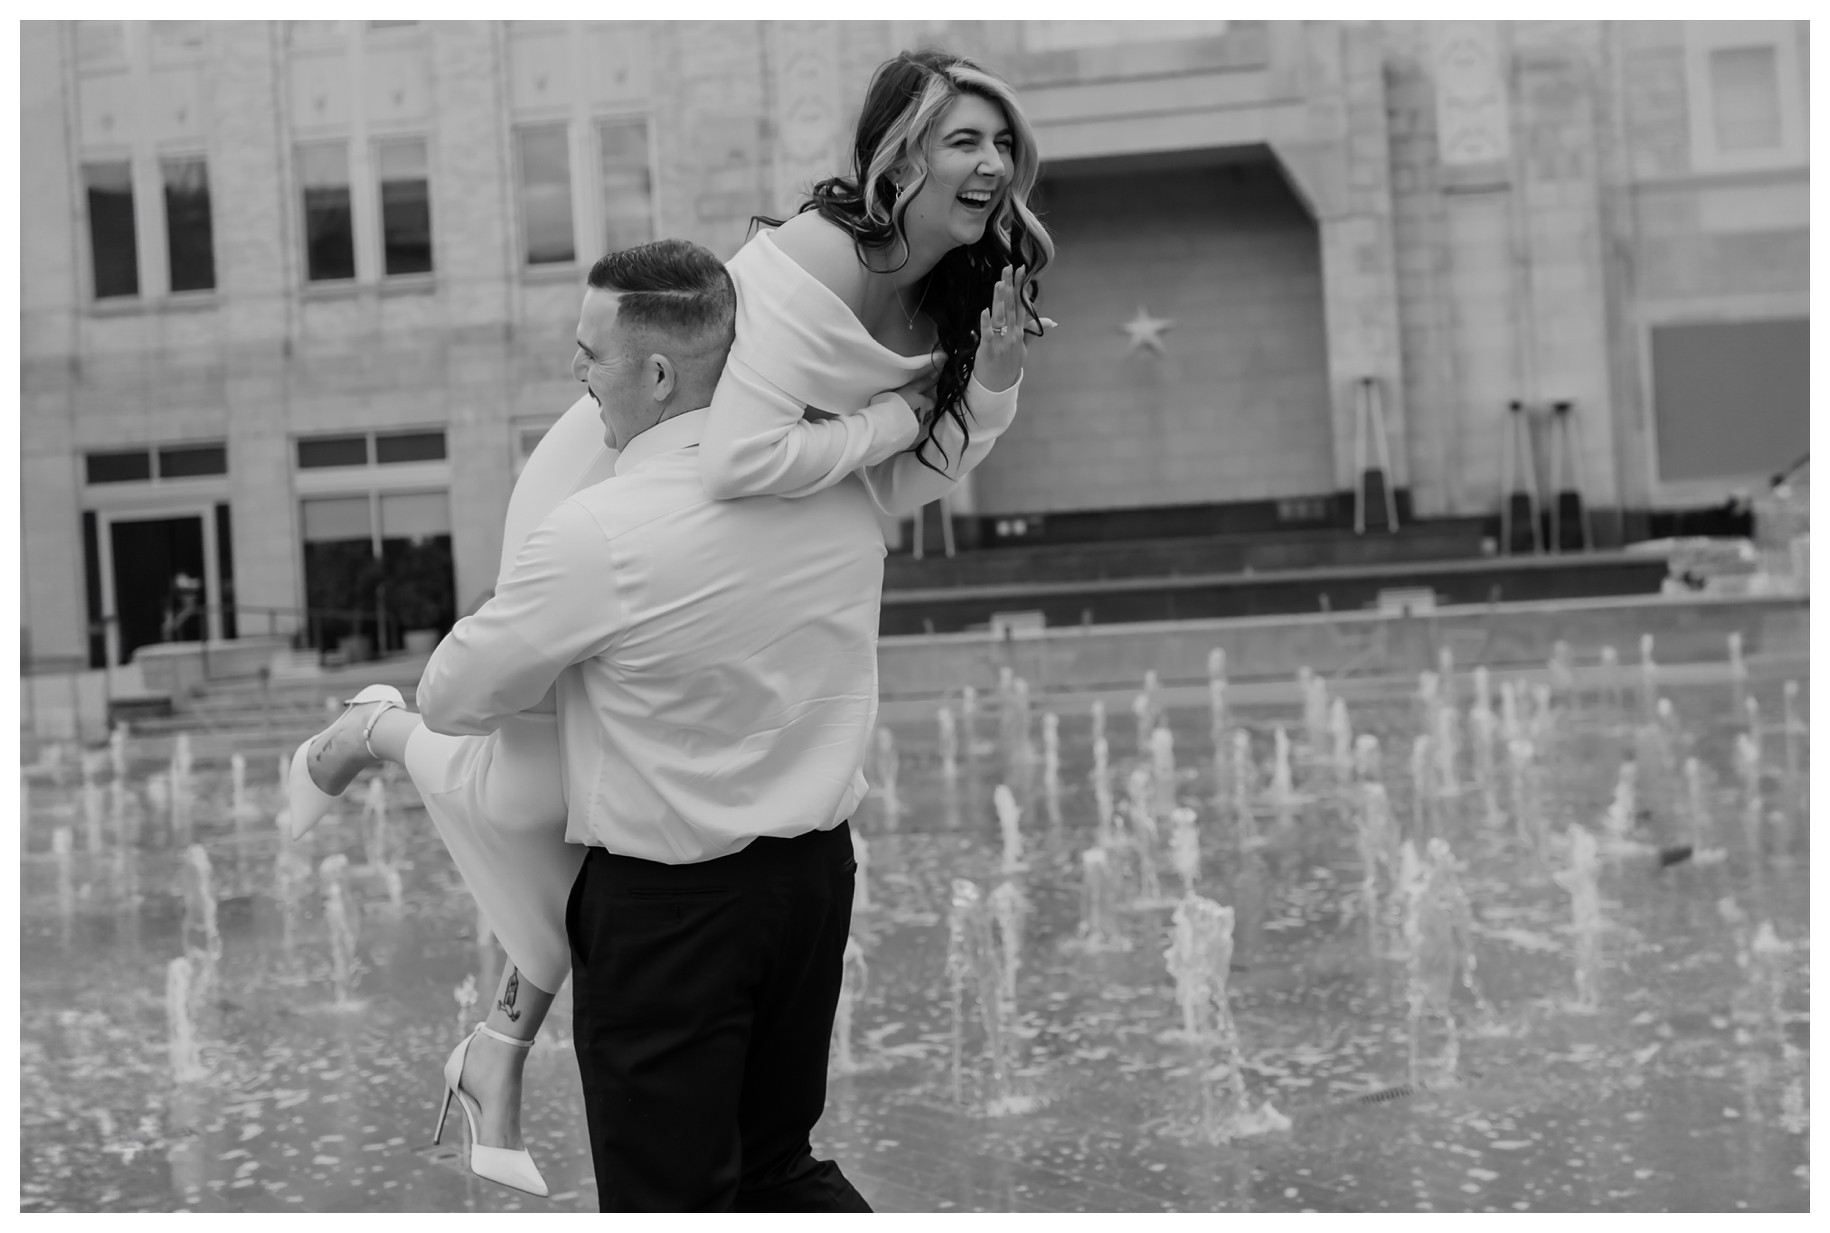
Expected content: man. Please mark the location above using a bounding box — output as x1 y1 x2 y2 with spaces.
415 239 876 1212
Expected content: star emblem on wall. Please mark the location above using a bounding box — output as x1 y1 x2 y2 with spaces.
1120 305 1175 355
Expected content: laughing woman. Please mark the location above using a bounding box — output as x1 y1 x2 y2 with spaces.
286 48 1053 1198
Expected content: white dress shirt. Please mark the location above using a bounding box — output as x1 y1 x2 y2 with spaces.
417 406 887 864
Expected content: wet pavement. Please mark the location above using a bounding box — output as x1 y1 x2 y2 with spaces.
19 668 1810 1211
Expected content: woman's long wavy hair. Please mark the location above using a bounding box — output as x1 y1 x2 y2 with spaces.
753 49 1055 473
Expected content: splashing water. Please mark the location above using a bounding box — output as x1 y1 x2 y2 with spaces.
180 845 222 1012
994 784 1024 874
945 879 1030 1115
453 973 479 1036
1160 896 1234 1045
1301 667 1330 766
831 935 869 1075
1125 767 1166 905
1401 838 1479 1084
1071 846 1130 953
109 722 129 782
319 855 362 1007
1735 732 1764 856
229 752 255 822
873 727 902 825
1230 731 1258 856
1602 759 1638 843
851 829 872 913
1329 698 1353 789
937 707 958 781
1090 737 1116 848
1150 726 1177 822
1556 827 1604 1011
988 879 1027 1012
1781 680 1803 786
1207 647 1228 751
1353 781 1400 955
166 956 208 1085
1168 807 1200 900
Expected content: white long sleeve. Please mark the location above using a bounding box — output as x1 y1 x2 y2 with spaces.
699 355 921 500
418 499 625 737
861 371 1021 517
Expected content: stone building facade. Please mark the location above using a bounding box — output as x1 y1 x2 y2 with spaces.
18 20 1809 668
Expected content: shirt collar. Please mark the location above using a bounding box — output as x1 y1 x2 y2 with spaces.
613 406 712 476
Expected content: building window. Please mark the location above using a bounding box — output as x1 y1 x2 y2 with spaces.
85 441 228 485
377 138 433 276
162 156 216 292
83 160 139 299
598 117 654 253
158 443 228 478
1685 22 1805 173
517 124 575 266
299 488 453 653
1708 47 1782 152
376 430 447 464
86 450 152 485
298 435 371 468
298 429 447 469
299 142 356 281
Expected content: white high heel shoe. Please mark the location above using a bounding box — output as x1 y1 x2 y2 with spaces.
286 683 404 840
433 1022 549 1198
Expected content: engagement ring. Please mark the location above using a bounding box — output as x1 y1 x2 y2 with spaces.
993 324 1008 336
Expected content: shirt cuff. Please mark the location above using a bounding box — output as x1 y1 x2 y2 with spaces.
862 392 923 458
967 369 1022 427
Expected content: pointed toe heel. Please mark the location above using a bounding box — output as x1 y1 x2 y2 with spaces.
286 684 404 840
432 1023 548 1198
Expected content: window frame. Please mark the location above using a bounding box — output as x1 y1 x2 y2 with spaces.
296 138 360 285
158 150 218 295
80 155 142 301
594 112 659 256
514 121 580 269
81 438 230 490
1684 21 1807 174
373 134 435 280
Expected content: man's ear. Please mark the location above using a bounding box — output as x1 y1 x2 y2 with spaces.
649 354 677 403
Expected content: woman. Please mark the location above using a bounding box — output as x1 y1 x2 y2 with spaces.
287 48 1053 1197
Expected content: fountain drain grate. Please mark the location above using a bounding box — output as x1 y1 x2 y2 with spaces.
1352 1082 1421 1105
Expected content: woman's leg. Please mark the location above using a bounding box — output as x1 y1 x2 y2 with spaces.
461 957 558 1150
349 704 581 1149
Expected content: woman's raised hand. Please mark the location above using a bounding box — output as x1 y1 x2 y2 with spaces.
974 265 1052 393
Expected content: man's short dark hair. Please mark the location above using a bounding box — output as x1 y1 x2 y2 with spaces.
587 239 736 364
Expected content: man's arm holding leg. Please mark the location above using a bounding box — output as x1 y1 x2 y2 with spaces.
418 499 625 736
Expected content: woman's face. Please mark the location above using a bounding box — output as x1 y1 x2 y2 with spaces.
899 92 1015 253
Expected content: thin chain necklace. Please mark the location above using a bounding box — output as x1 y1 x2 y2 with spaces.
897 277 930 332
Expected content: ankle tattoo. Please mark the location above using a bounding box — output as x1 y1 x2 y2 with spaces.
497 967 522 1023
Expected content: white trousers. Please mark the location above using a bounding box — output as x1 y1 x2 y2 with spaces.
404 393 611 992
405 711 579 993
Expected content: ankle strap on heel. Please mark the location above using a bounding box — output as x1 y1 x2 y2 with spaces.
360 698 401 761
474 1022 536 1050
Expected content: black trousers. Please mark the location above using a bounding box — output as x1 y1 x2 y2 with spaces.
565 821 872 1212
